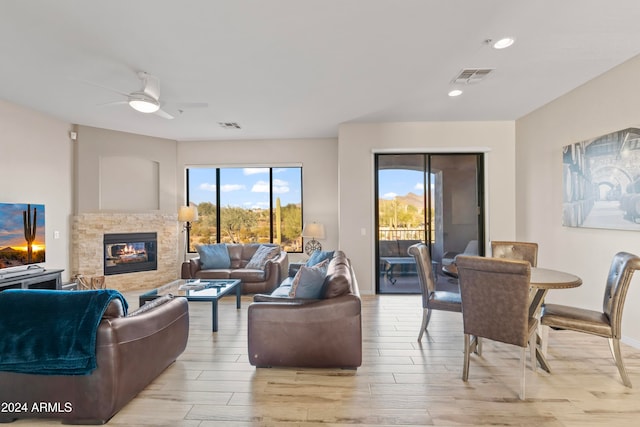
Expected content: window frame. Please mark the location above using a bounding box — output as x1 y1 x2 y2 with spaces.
185 165 303 253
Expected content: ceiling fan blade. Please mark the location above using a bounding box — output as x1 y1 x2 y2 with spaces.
154 108 174 120
173 102 209 109
78 79 130 97
97 100 128 107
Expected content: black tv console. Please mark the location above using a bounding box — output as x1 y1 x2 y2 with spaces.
0 268 63 292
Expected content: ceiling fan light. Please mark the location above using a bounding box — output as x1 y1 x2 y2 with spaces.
128 94 160 113
493 37 515 49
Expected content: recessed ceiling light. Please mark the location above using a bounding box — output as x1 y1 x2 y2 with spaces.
448 89 463 97
493 37 515 49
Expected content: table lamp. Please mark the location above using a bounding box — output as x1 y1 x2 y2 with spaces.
301 222 325 255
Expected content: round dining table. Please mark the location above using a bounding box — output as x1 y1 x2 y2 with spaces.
529 267 582 373
530 267 583 289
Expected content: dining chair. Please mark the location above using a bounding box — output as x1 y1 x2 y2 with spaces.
456 255 538 400
491 241 538 267
408 243 462 341
541 251 640 387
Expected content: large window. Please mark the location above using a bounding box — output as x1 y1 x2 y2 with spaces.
186 166 303 252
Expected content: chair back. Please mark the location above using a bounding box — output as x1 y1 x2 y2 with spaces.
603 252 640 338
408 243 436 308
491 241 538 267
462 240 479 256
456 256 532 348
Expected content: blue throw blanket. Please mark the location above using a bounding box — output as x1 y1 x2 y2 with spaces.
0 289 128 375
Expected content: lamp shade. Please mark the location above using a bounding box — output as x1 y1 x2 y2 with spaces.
178 205 198 222
301 222 325 239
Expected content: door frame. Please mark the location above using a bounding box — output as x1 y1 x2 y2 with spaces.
372 148 491 294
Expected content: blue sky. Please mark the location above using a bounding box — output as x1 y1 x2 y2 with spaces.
0 203 46 248
188 167 302 208
378 169 430 200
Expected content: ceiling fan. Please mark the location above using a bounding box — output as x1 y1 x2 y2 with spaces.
87 71 207 119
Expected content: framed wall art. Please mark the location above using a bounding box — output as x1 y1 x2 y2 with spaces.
562 127 640 231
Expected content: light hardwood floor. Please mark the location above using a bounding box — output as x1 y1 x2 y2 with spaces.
17 293 640 426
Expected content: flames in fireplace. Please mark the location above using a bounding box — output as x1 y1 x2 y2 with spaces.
103 232 157 275
106 243 148 264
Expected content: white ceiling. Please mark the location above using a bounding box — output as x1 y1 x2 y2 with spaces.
2 0 640 141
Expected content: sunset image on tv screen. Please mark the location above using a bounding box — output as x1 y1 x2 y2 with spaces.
0 203 45 269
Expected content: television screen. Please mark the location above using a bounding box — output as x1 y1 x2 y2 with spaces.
0 203 46 270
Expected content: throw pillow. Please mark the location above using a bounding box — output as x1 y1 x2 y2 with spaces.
196 244 231 269
245 245 280 270
306 250 334 267
289 259 329 298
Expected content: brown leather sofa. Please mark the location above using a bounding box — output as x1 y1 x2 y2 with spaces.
0 294 189 425
181 243 289 294
247 251 362 369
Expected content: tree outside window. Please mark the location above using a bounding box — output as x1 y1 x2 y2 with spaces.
186 166 302 252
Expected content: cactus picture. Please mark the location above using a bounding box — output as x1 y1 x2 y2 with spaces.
0 203 46 268
23 204 37 264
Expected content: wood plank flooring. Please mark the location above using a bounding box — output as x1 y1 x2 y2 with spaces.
15 292 640 426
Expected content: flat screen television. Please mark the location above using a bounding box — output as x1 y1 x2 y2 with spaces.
0 202 46 272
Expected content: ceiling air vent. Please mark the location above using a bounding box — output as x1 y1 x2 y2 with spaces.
451 68 494 85
218 122 241 129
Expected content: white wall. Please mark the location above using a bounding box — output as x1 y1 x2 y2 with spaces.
516 54 640 345
75 125 177 214
338 121 516 295
0 100 73 281
177 138 339 264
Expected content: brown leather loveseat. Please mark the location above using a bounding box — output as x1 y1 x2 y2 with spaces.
247 250 361 369
181 243 289 294
0 293 189 425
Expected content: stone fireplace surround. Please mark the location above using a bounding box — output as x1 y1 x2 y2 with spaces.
72 213 179 292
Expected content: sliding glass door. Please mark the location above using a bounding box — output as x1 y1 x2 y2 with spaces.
375 153 484 294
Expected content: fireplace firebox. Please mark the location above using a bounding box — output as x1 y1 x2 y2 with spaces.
104 232 157 276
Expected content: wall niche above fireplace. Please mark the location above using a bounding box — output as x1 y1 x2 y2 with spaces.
104 232 157 276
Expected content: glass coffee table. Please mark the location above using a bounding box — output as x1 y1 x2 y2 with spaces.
139 279 242 332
